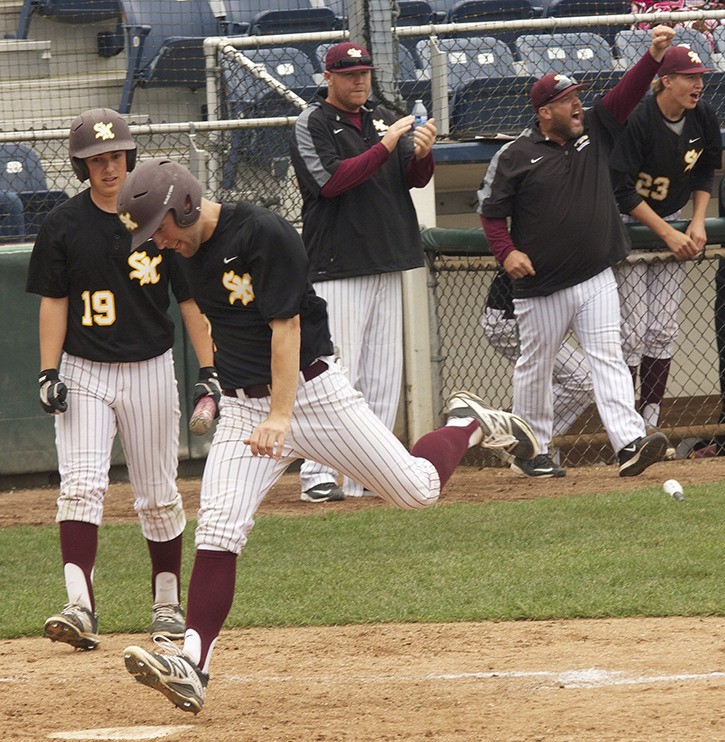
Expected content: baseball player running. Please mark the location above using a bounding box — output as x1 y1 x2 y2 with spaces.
25 109 217 651
115 159 538 714
611 44 722 429
478 25 677 478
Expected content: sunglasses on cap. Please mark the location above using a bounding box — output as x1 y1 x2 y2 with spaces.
328 54 374 70
542 74 579 103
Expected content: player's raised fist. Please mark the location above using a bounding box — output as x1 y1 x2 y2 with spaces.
38 368 68 415
649 25 675 61
193 366 221 412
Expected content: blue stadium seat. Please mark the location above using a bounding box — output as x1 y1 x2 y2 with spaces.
117 0 221 114
10 0 120 40
220 46 319 187
219 0 338 35
0 143 68 241
418 37 535 137
615 28 714 67
516 32 621 105
543 1 631 47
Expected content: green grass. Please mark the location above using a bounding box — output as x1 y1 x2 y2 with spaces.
2 482 725 639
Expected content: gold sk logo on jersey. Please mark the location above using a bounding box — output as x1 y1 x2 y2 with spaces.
119 211 138 232
223 271 255 305
128 251 162 285
94 121 115 141
684 148 702 173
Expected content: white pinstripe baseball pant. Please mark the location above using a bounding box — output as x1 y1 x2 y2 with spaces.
54 349 186 541
513 268 646 455
482 307 594 438
299 272 403 497
197 361 439 554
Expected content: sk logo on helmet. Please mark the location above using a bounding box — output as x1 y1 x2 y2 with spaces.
94 122 115 141
119 211 138 232
128 251 162 285
223 271 255 305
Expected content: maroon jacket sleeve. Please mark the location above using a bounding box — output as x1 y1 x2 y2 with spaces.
320 143 390 198
481 215 516 265
405 151 434 188
601 49 662 124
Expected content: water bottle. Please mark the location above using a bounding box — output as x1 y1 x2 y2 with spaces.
412 99 428 128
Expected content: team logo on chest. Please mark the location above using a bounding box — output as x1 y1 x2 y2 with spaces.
373 118 388 136
128 251 162 285
683 148 702 173
223 270 255 305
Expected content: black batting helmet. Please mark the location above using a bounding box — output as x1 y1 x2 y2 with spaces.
117 158 203 249
69 108 136 182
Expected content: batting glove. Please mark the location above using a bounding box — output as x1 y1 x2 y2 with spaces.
38 368 68 415
193 366 221 416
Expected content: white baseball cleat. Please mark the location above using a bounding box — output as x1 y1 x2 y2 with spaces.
445 390 540 461
124 636 208 714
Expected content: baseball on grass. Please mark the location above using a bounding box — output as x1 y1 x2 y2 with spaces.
189 395 217 436
663 479 685 501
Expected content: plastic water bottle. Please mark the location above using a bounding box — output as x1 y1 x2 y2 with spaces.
413 99 428 128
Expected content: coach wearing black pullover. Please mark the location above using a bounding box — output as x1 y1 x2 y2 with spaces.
290 41 437 503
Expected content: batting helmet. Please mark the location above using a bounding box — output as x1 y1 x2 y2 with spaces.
69 108 136 182
117 158 203 249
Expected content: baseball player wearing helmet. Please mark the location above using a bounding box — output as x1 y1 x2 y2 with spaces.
611 44 722 430
115 158 538 714
289 41 437 502
477 26 676 478
25 109 216 651
482 270 594 473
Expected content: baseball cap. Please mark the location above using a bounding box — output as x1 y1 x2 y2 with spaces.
658 45 714 76
325 42 375 72
530 73 586 110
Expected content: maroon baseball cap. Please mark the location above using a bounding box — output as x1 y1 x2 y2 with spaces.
530 73 586 110
325 42 375 73
658 45 714 76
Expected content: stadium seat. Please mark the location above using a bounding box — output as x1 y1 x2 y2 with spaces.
0 143 68 241
116 0 221 114
220 46 319 187
420 37 535 137
218 0 338 35
516 32 621 105
615 27 715 67
10 0 120 41
543 0 631 47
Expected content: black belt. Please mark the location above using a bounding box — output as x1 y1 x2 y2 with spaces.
222 359 328 399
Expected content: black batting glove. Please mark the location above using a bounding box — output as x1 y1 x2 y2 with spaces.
38 368 68 415
193 366 221 415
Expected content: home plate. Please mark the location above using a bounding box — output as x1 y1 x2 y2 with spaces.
48 726 193 740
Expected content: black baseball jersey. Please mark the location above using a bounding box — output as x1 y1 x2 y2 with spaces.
180 202 333 389
26 189 192 362
611 95 722 217
478 101 630 298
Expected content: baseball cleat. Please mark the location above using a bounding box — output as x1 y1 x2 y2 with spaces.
44 604 99 650
151 602 185 640
511 453 566 478
618 432 668 477
300 481 344 503
445 390 540 460
124 637 208 714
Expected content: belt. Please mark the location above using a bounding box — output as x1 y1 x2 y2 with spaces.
222 359 328 400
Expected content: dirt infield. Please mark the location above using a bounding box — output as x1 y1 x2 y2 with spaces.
4 459 725 741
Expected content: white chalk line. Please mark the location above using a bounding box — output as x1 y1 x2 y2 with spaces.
225 667 725 689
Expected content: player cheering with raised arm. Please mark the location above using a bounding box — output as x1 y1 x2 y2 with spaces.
115 158 539 714
26 109 217 651
611 43 722 431
477 25 677 479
